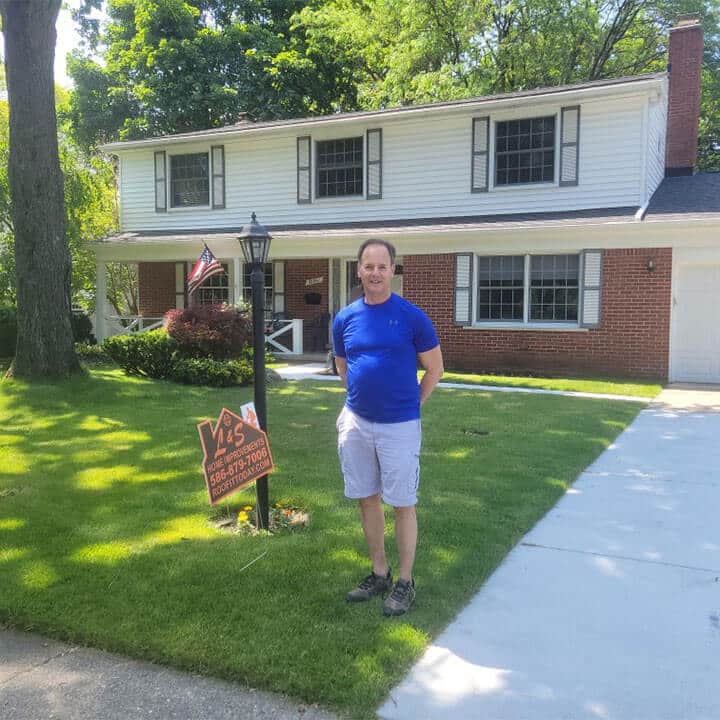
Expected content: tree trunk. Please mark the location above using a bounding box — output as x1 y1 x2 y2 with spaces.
0 0 80 377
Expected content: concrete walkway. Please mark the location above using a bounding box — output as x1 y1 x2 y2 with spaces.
378 385 720 720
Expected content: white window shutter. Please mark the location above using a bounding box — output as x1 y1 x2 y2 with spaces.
297 136 311 204
581 249 602 327
454 253 473 325
471 117 489 192
154 151 166 212
211 145 225 209
560 106 580 186
366 128 382 199
273 261 285 314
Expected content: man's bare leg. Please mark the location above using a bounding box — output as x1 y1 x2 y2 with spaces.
394 505 417 582
359 494 389 576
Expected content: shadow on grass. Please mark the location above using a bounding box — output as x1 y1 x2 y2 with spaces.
0 371 643 717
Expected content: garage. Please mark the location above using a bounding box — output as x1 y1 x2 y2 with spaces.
671 263 720 383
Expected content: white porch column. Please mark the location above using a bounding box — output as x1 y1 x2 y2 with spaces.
233 257 241 305
95 260 107 343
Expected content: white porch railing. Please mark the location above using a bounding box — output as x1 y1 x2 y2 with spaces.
105 315 304 355
265 319 303 355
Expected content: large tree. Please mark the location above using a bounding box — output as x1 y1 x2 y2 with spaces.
0 0 80 376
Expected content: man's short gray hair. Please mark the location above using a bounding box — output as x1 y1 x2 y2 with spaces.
357 238 396 264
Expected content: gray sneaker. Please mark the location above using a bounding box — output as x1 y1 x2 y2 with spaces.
346 569 392 602
382 578 415 616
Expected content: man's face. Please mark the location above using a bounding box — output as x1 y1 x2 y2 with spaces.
357 244 395 302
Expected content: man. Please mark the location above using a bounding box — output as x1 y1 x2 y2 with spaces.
333 239 444 616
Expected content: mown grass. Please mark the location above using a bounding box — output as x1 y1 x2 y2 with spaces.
0 368 643 717
438 370 662 398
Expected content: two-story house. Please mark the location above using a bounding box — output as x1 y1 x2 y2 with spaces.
97 15 720 383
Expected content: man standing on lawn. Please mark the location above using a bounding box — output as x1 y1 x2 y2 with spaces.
333 239 444 616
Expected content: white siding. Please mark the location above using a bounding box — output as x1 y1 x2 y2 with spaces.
118 95 650 232
646 90 668 203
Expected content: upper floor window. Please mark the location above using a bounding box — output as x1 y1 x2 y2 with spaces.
171 153 209 207
495 116 555 186
317 137 363 198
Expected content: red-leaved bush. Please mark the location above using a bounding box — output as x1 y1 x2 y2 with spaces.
164 304 252 359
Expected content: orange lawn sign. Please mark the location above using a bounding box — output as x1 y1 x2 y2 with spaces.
197 407 274 505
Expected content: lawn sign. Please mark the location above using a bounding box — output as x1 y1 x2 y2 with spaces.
197 406 274 505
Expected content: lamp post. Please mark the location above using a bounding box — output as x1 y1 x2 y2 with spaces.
238 212 272 531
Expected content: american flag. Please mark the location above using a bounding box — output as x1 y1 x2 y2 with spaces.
187 245 224 295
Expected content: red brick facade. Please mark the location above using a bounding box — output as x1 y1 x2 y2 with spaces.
665 18 703 174
404 248 672 379
284 259 331 351
138 262 176 317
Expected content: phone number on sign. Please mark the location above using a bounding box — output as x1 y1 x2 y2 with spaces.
209 447 270 486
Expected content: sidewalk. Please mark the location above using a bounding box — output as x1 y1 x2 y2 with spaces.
378 385 720 720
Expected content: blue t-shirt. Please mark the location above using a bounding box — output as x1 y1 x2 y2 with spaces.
332 293 439 423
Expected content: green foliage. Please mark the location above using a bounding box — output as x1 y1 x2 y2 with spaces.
171 356 254 386
0 305 17 357
70 310 96 345
74 341 113 364
102 329 179 378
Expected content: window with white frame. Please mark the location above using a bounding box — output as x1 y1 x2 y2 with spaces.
495 116 555 186
476 254 579 324
316 137 363 197
196 263 229 305
170 153 210 207
242 263 274 319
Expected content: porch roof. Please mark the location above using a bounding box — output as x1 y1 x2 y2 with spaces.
643 173 720 223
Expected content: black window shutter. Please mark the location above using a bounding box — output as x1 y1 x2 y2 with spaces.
211 145 225 209
471 117 489 192
560 106 580 186
366 128 382 199
297 136 311 204
154 150 167 212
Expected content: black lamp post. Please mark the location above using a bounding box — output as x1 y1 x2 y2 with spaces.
238 212 272 531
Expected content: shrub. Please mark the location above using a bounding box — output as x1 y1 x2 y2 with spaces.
75 342 112 365
165 304 252 360
102 330 179 379
171 357 254 387
71 310 95 344
0 306 17 357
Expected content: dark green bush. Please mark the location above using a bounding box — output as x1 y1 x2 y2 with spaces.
75 342 112 365
102 330 179 379
171 357 253 387
0 306 17 357
71 310 95 344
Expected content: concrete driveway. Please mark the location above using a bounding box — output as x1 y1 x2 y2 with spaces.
379 386 720 720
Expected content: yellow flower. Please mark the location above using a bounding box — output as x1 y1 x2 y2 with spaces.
275 502 282 508
243 505 252 511
237 511 249 522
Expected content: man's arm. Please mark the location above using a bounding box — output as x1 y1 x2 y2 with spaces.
418 345 444 406
335 355 348 388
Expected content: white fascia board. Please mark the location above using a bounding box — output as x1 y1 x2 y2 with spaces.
101 76 666 154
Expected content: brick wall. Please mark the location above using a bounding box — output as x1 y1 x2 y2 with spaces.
665 18 703 174
285 259 330 351
404 248 672 379
138 262 176 317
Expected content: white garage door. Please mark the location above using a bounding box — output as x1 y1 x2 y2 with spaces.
672 264 720 383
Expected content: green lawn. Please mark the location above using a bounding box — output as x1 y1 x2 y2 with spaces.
438 370 662 398
0 368 643 717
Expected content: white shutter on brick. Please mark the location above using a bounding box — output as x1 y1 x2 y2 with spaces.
211 145 225 209
471 117 489 192
297 136 311 204
454 253 473 325
560 106 580 186
273 261 285 314
154 151 167 212
581 249 602 327
366 128 382 199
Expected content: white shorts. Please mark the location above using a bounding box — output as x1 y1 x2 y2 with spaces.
336 405 422 507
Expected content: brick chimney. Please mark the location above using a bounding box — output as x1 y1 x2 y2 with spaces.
665 15 703 176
